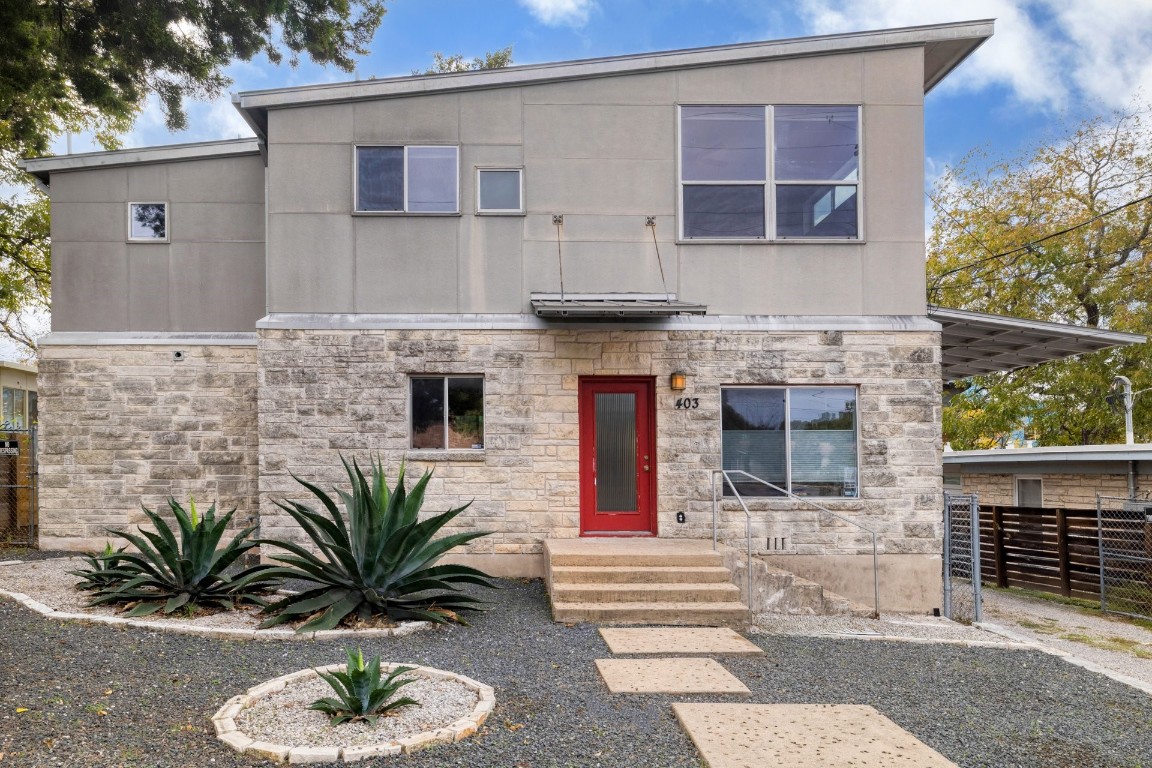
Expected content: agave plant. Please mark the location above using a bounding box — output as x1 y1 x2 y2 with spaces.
80 498 280 616
70 542 128 592
309 648 419 725
257 456 495 631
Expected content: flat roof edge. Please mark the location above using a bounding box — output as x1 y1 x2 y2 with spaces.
20 138 261 177
236 20 994 111
929 305 1147 345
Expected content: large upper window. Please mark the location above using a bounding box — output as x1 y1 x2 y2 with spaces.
411 376 484 450
357 146 459 213
721 386 858 497
680 105 859 240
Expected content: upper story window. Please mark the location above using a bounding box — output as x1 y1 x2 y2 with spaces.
356 146 459 213
477 168 523 213
2 387 35 428
128 202 168 241
679 105 860 240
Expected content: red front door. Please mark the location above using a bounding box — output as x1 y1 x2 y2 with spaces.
578 377 657 535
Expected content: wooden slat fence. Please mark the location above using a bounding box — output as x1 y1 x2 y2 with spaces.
977 505 1103 600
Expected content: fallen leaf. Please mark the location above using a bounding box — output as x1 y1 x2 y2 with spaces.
14 709 27 714
504 721 525 731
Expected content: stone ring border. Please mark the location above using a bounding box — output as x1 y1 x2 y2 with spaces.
212 663 495 763
0 581 431 641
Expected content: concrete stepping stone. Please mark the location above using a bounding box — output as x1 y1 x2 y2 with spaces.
673 703 959 767
594 658 750 694
599 627 764 656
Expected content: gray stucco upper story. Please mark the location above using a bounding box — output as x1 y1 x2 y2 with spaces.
23 21 993 332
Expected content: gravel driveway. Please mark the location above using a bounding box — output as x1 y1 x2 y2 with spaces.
2 565 1152 767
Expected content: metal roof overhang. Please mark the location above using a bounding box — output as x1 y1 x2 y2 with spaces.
929 305 1147 381
531 293 708 318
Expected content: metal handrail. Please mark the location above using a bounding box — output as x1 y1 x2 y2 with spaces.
711 469 880 618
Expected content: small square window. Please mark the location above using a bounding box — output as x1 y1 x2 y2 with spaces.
411 376 484 449
128 202 168 241
477 169 523 213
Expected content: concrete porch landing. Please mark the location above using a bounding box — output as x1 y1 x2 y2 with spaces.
544 539 749 626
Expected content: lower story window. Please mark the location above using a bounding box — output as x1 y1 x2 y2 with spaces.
410 376 484 449
721 386 858 497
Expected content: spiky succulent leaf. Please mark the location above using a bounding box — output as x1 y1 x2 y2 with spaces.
257 455 496 631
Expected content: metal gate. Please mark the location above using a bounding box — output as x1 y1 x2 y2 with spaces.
943 492 982 623
0 427 37 546
1097 494 1152 621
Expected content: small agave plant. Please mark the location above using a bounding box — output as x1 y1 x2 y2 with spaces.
74 498 280 616
70 542 128 592
309 648 419 726
258 456 495 632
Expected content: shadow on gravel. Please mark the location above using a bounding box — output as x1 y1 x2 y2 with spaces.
1 576 1151 768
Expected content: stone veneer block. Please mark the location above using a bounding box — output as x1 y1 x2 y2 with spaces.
595 658 750 694
599 627 764 656
673 703 959 768
289 746 342 764
343 743 402 761
219 731 254 753
246 741 292 762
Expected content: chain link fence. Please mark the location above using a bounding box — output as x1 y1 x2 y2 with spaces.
0 428 37 547
1097 494 1152 621
943 492 982 623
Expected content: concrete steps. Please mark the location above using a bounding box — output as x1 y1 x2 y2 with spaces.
544 539 750 627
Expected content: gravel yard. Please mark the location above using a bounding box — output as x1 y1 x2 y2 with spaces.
2 558 1152 767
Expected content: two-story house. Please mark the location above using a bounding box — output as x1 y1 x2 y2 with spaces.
23 21 1002 613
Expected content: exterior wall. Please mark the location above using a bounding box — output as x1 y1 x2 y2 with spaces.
264 45 926 318
257 328 941 564
48 154 266 332
957 471 1152 509
36 344 259 551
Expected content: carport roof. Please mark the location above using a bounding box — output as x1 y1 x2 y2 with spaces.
929 305 1146 382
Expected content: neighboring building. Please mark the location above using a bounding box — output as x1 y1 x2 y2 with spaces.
0 361 37 429
945 444 1152 508
21 21 1013 612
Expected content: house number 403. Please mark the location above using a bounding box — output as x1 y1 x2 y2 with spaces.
674 397 700 410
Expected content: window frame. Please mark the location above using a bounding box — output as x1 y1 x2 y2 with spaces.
127 201 170 243
408 375 485 451
676 104 863 242
354 144 461 215
2 386 28 428
1014 476 1044 507
720 384 860 499
475 167 525 214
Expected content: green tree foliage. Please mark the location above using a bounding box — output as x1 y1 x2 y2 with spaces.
0 0 386 355
414 46 513 75
929 106 1152 447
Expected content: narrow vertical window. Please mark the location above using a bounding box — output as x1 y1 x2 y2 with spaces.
774 106 859 238
680 106 766 239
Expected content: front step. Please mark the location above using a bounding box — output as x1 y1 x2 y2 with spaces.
552 601 751 626
545 539 749 627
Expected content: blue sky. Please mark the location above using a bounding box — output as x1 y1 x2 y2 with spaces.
83 0 1152 179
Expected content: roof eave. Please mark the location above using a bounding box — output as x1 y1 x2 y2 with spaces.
20 138 262 183
234 19 994 127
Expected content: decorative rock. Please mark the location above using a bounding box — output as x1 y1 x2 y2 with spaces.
342 743 402 762
219 731 254 753
247 740 292 762
288 746 342 764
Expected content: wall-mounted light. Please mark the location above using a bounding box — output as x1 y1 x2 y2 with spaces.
670 371 687 391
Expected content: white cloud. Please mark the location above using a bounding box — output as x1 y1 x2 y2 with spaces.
519 0 596 27
797 0 1152 111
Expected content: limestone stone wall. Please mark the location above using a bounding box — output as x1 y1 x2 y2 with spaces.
37 345 259 551
958 471 1152 509
257 328 942 558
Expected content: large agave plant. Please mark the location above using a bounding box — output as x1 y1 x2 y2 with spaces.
309 648 418 726
258 456 495 632
77 499 280 616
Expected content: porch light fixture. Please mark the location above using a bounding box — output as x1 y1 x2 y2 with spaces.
670 371 687 391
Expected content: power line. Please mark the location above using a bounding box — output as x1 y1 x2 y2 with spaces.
928 191 1152 294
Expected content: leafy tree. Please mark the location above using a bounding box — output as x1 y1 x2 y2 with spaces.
929 105 1152 447
0 0 387 355
414 46 513 75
